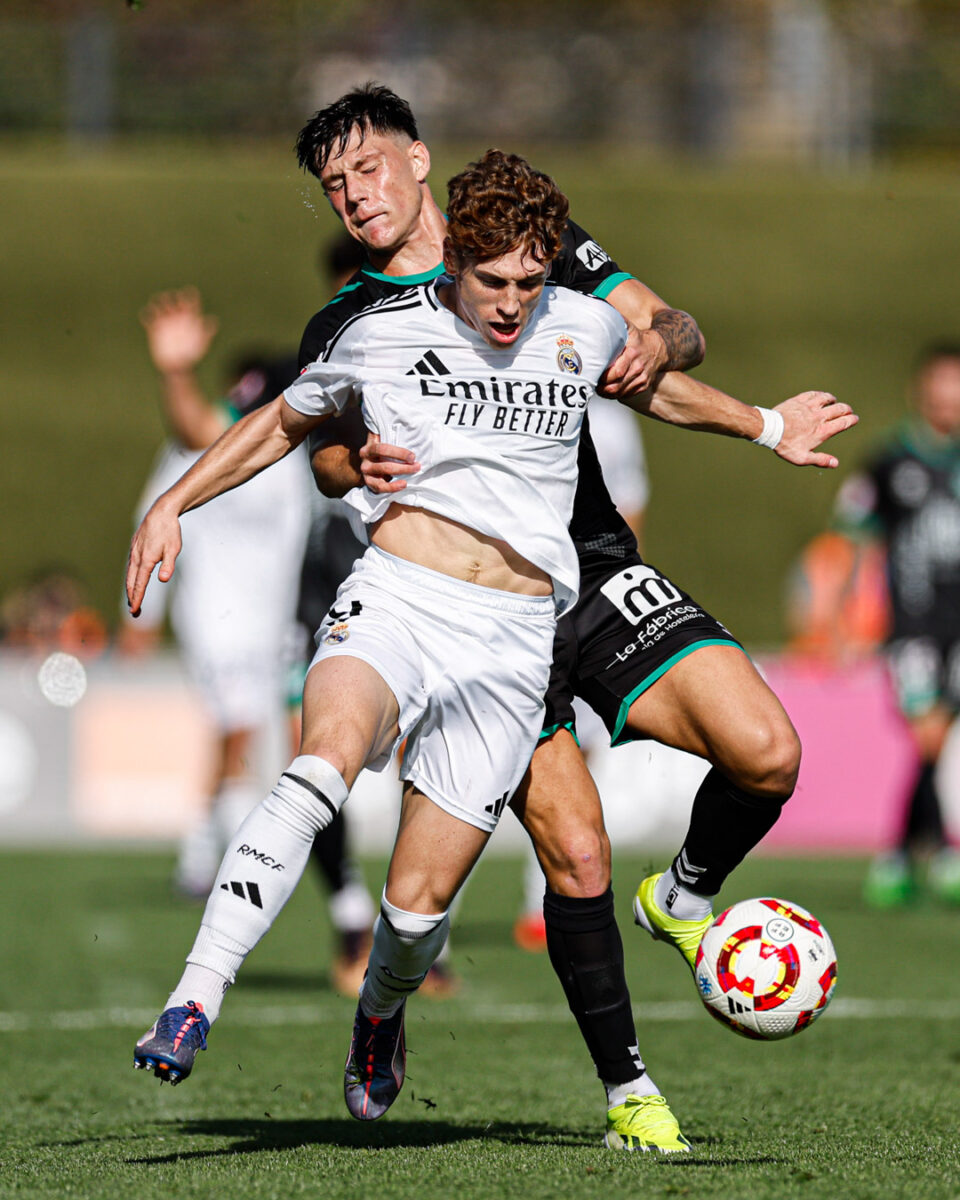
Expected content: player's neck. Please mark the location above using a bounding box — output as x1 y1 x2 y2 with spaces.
366 189 447 278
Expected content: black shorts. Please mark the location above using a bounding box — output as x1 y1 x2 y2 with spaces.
542 550 743 746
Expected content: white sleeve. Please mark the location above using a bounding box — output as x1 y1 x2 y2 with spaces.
587 396 649 514
283 361 360 418
600 305 628 367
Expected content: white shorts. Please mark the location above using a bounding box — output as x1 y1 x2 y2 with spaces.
309 546 556 832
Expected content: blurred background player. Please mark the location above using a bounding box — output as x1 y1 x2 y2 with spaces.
833 344 960 907
286 232 379 996
513 395 649 951
120 288 312 898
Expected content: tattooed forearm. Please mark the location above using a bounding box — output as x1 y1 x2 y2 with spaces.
650 309 705 372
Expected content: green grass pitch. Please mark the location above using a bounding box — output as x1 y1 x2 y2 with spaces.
2 848 959 1199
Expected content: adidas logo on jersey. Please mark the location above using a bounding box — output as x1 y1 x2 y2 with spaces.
406 350 451 377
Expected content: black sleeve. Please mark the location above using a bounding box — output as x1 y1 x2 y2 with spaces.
548 219 634 298
298 303 347 372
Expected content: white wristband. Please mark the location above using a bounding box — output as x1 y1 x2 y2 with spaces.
752 406 784 450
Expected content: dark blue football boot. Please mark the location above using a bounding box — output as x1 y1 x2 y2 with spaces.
133 1001 210 1085
343 1001 406 1120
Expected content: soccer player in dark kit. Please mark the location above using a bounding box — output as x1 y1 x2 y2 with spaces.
835 344 960 907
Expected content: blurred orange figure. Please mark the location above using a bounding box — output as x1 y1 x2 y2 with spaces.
785 530 889 664
0 570 108 659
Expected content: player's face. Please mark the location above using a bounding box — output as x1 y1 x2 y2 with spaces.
448 247 549 349
319 127 429 257
915 357 960 437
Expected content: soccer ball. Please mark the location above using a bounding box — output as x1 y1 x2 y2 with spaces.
694 897 837 1040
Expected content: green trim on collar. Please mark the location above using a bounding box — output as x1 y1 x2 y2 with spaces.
327 280 366 304
361 264 445 285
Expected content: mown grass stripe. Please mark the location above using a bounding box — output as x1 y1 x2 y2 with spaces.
0 996 952 1034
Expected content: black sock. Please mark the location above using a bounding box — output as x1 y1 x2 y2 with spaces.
673 767 788 897
900 761 946 850
310 809 351 893
543 888 644 1087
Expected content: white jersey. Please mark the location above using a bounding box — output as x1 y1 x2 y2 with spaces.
588 394 650 517
284 282 626 614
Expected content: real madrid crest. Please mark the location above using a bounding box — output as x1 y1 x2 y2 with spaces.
324 621 351 645
556 335 582 376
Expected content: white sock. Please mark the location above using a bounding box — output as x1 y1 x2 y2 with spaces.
164 962 232 1024
329 880 376 934
360 892 449 1018
605 1072 661 1108
183 755 348 986
654 867 714 922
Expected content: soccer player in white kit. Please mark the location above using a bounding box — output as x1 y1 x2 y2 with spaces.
127 150 664 1131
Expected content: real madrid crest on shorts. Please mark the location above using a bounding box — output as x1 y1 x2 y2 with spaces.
556 335 582 376
322 599 362 645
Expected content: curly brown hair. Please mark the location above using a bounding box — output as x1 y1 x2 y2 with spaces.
445 149 569 265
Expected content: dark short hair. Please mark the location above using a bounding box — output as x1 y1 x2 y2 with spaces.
295 83 419 177
914 342 960 374
445 149 569 265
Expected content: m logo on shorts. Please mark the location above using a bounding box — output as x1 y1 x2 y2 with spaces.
599 565 682 625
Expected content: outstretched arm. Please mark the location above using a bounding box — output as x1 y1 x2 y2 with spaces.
140 288 224 449
624 370 858 468
126 397 324 614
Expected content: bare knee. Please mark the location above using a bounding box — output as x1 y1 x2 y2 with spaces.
530 820 611 898
724 713 801 800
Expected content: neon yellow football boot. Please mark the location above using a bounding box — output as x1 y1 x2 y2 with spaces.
604 1094 691 1153
633 873 713 973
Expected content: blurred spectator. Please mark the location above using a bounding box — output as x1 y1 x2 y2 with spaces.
784 530 889 664
1 568 107 659
833 344 960 907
